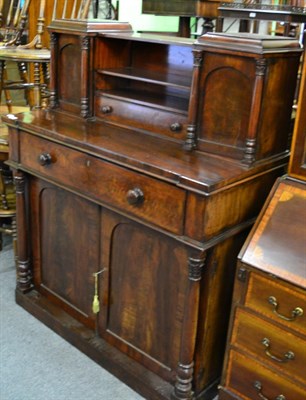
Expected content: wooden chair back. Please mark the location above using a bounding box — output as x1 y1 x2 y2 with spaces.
28 0 91 50
52 0 91 21
0 0 31 45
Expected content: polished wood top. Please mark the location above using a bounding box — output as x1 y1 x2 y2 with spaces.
3 110 286 194
239 177 306 288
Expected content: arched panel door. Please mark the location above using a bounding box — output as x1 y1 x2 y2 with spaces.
197 63 253 159
99 208 191 383
29 177 101 330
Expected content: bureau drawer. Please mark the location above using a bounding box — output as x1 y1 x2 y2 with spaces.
225 350 306 400
19 133 186 234
231 307 306 385
95 94 188 141
244 272 306 335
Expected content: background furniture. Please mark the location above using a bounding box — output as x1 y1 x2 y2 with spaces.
0 0 31 111
0 134 16 261
4 23 302 400
217 2 306 38
92 0 118 19
218 50 306 399
142 0 234 37
0 0 48 110
0 0 92 111
28 0 117 49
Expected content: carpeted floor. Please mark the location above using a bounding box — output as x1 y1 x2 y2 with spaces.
0 237 144 400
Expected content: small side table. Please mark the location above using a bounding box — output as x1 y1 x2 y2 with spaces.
217 3 306 37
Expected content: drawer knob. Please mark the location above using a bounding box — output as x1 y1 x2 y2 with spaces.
254 381 286 400
268 296 303 321
101 105 112 114
261 337 295 363
38 153 52 166
126 188 144 205
170 122 182 132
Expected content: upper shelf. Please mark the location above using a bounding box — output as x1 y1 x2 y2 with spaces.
96 67 192 91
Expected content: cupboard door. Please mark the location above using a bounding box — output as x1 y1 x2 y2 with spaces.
29 178 101 330
99 209 191 382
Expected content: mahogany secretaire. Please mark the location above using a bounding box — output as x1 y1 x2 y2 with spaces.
218 51 306 399
4 21 302 399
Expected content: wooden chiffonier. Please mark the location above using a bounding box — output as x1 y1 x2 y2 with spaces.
4 21 302 400
218 51 306 400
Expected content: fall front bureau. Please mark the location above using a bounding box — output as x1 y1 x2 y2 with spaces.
218 177 306 400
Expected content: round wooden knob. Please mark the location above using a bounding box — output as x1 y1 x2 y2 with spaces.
170 122 182 132
126 188 144 205
101 105 112 114
38 153 52 166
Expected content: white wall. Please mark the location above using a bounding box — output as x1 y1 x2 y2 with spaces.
117 0 179 32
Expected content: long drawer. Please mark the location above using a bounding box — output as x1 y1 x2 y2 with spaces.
225 350 306 400
19 132 186 234
244 272 306 335
95 94 188 141
231 307 306 385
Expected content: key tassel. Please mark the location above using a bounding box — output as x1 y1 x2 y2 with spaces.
92 269 105 314
92 294 100 314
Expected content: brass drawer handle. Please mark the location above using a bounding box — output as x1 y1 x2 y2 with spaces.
170 122 182 132
38 153 52 166
126 188 144 205
254 381 286 400
261 337 295 363
268 296 303 321
101 105 112 114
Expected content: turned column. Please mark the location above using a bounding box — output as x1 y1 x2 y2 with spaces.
14 170 32 293
80 35 90 118
172 254 206 400
185 49 203 151
49 32 58 109
242 58 266 165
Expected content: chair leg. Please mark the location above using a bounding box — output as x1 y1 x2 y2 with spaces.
17 61 35 108
0 218 18 265
12 216 18 268
0 60 13 113
33 62 41 109
3 67 13 113
41 62 50 108
0 193 9 209
0 60 5 108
